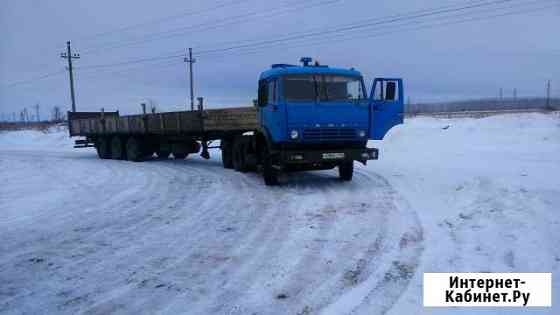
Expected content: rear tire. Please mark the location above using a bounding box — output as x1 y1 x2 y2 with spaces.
126 137 145 162
110 136 125 160
95 137 111 159
221 139 234 169
338 161 354 181
233 137 248 173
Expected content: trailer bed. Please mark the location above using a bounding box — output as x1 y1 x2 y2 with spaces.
68 107 258 138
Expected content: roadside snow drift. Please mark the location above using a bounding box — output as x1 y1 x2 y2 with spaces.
0 113 558 314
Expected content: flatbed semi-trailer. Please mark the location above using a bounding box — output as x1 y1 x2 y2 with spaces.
69 58 404 185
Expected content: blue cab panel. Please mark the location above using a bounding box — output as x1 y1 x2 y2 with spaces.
258 60 403 144
369 78 404 140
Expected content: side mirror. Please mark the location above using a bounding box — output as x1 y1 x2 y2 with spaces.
385 81 396 101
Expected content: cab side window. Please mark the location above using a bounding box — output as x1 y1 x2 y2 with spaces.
258 80 268 106
267 79 277 104
374 80 399 101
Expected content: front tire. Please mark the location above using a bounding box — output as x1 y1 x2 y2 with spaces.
338 161 354 181
260 145 278 186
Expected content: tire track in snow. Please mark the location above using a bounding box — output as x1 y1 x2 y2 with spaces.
0 149 424 315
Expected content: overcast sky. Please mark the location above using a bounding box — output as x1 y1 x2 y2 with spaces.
1 0 559 118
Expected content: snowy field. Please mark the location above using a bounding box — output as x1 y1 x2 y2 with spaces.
0 113 558 314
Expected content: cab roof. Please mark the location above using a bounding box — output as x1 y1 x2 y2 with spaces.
259 63 362 81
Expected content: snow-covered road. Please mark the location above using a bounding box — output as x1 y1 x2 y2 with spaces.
1 113 559 314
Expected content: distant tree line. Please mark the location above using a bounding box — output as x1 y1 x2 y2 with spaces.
406 97 560 115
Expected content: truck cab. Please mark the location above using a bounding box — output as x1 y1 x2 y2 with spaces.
254 57 403 184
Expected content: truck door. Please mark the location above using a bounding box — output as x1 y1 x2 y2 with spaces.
369 78 404 140
258 79 285 142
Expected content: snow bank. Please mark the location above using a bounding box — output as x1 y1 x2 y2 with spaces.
0 113 558 314
369 113 560 315
0 125 75 152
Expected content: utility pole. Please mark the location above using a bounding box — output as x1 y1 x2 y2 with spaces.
513 88 517 101
184 48 196 111
60 41 80 112
34 103 40 122
546 80 551 108
499 88 503 101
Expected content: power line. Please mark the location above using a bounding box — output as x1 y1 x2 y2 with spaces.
198 0 554 61
194 0 517 57
76 53 184 70
4 0 554 90
190 0 490 52
66 0 526 73
1 69 66 88
79 0 343 55
74 61 183 88
75 0 252 43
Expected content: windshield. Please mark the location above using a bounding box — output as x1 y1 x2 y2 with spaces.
283 74 365 102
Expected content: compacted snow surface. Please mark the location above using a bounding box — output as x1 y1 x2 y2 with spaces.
0 114 558 314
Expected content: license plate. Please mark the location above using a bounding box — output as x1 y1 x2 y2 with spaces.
322 152 345 160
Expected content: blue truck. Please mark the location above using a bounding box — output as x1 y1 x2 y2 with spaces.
68 57 403 185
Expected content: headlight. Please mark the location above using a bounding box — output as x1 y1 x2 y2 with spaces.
358 130 366 137
290 130 299 139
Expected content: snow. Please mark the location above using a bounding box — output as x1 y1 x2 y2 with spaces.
0 113 558 314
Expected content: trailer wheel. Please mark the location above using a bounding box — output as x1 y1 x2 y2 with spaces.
126 137 145 162
338 161 354 181
221 139 234 169
110 136 125 160
233 137 248 173
95 137 111 159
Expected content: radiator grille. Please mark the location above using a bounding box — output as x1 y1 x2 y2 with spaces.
302 128 357 141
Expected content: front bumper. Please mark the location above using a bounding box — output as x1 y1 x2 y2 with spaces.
280 147 379 164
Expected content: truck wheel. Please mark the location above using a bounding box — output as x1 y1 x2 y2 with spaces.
111 136 125 160
233 140 248 172
233 137 250 173
96 137 111 159
261 146 278 186
338 162 354 181
221 139 234 169
126 137 145 162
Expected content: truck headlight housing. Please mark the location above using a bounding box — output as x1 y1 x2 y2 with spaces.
290 130 299 139
358 130 366 138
